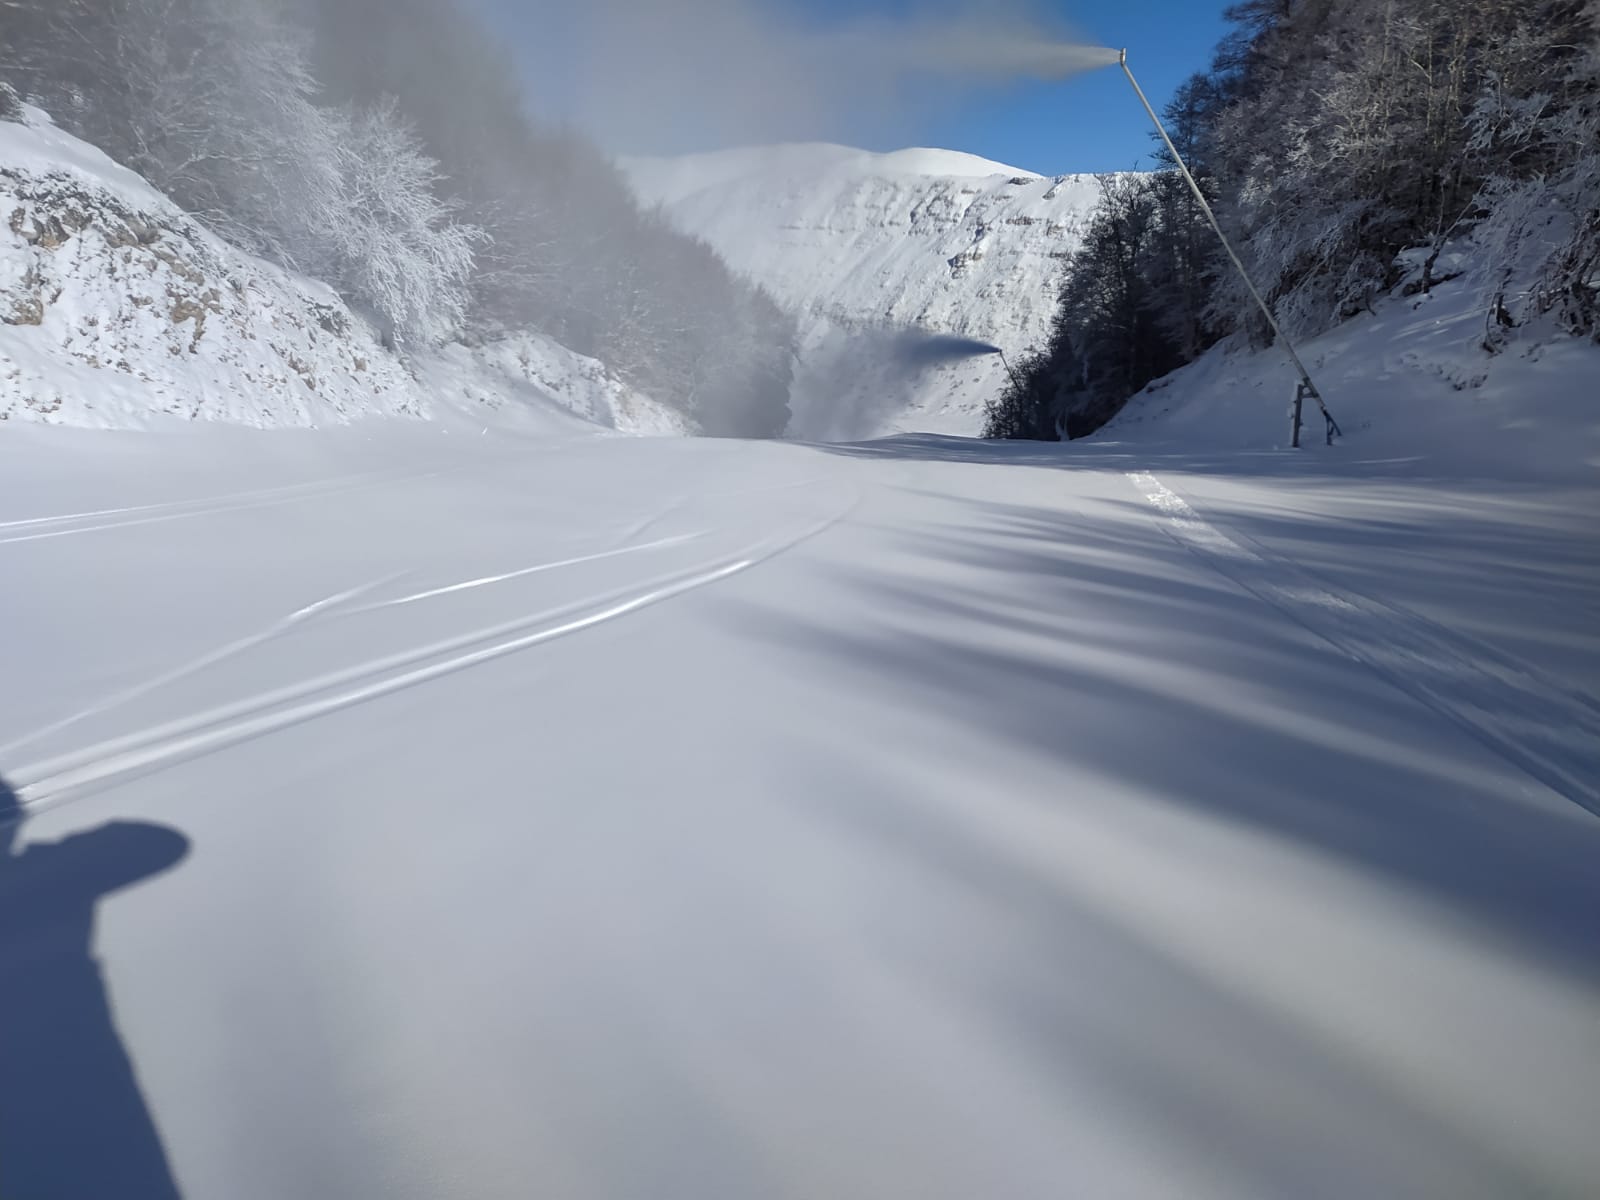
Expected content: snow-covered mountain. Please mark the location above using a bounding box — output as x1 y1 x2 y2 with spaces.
625 143 1106 438
0 104 685 435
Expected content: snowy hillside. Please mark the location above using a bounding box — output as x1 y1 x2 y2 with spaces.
625 143 1105 438
0 105 683 435
1100 267 1600 482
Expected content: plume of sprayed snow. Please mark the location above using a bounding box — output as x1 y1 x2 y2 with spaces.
487 0 1116 157
789 328 1007 441
864 29 1122 82
887 332 1004 368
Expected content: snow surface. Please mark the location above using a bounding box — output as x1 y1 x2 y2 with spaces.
0 106 683 436
3 312 1597 1196
625 143 1103 438
4 104 1600 1200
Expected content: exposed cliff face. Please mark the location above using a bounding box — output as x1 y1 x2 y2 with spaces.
626 143 1107 437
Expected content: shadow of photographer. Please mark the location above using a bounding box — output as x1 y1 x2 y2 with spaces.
0 777 191 1199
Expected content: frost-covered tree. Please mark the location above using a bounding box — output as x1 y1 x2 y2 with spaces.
290 0 798 434
991 0 1600 441
130 0 344 271
326 100 481 348
2 0 340 260
5 0 798 429
1206 0 1599 338
1 0 482 347
1466 10 1600 343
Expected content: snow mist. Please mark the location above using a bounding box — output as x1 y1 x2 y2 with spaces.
489 0 1111 155
875 30 1122 83
887 333 1005 370
789 331 1012 442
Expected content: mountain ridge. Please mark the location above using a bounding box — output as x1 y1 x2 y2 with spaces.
624 142 1109 439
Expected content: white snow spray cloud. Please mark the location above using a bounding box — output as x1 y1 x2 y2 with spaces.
788 330 1009 441
854 27 1122 83
486 0 1118 156
887 332 1004 369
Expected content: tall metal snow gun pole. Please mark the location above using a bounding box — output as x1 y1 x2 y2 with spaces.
996 347 1025 394
1117 49 1342 447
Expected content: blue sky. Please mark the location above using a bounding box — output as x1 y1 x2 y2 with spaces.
475 1 1234 176
769 0 1235 174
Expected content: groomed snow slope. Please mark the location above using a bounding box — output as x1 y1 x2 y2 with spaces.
3 332 1597 1197
0 106 684 436
1084 264 1600 698
625 143 1104 438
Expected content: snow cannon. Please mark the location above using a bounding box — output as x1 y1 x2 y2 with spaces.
1117 48 1341 444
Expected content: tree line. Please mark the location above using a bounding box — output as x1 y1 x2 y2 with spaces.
987 0 1600 440
0 0 796 436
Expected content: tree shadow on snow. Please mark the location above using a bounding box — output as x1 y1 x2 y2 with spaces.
816 433 1600 701
0 776 191 1199
809 429 1596 487
708 489 1600 1190
716 492 1600 971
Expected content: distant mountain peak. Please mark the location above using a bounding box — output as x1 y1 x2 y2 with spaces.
624 142 1105 439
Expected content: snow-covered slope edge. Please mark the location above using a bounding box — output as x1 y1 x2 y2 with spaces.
0 105 685 435
625 143 1106 439
1098 270 1600 480
417 333 693 438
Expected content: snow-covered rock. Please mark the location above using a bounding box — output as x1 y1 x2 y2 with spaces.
0 104 681 436
625 142 1106 437
0 105 426 428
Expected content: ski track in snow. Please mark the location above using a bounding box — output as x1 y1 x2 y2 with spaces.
0 469 441 546
337 533 703 616
1128 471 1600 819
0 573 409 760
0 475 364 529
7 498 855 816
614 476 828 545
1 534 706 760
